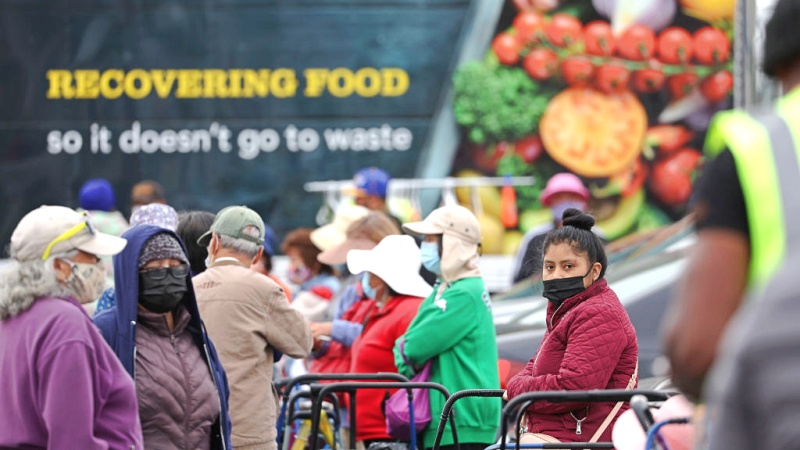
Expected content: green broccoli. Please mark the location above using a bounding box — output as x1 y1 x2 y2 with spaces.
453 61 553 145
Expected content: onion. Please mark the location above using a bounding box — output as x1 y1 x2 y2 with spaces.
592 0 677 34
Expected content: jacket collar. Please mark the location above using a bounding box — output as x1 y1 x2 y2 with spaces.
138 305 191 337
546 278 609 331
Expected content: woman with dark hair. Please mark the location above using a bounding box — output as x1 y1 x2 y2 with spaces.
176 211 216 276
505 209 638 444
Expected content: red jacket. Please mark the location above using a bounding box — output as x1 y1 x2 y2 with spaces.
506 279 638 442
350 295 423 441
308 297 376 376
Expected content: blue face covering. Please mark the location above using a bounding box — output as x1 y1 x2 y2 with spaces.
552 201 586 224
420 241 442 275
362 272 377 299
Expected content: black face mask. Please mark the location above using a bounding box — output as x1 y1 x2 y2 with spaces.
542 268 594 304
139 266 189 314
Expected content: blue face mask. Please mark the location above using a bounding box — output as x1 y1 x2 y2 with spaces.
420 241 441 275
552 201 586 224
362 272 377 299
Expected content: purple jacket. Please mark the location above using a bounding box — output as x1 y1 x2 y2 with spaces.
0 296 143 449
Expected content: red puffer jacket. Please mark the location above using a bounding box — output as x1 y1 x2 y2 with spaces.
506 279 638 442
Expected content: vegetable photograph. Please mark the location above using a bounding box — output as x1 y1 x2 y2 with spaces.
449 0 734 252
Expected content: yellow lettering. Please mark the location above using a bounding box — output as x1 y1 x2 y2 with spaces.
99 69 124 99
228 69 243 98
355 67 381 97
123 69 152 100
270 69 297 98
328 68 354 98
74 70 100 99
242 69 269 97
381 68 409 97
176 70 202 98
151 70 177 98
46 70 75 99
203 69 230 98
303 69 328 97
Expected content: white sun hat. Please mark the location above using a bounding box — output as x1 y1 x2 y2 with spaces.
347 234 433 299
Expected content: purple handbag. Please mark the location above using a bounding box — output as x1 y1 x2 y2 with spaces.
385 340 433 441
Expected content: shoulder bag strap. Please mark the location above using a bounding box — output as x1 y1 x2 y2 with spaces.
589 362 638 443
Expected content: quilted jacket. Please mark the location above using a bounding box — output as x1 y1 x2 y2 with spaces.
506 279 638 442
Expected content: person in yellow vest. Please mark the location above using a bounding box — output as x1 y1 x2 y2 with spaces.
663 0 800 400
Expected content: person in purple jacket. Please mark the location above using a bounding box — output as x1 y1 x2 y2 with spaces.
0 205 143 450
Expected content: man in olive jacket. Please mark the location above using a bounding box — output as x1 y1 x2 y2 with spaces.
195 206 313 450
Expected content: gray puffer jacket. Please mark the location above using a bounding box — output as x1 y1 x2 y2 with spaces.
135 306 220 450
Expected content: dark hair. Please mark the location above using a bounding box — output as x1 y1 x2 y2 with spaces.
176 211 215 275
763 0 800 77
542 208 607 279
132 180 166 203
281 228 333 275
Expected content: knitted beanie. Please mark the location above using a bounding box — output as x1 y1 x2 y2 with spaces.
139 233 187 268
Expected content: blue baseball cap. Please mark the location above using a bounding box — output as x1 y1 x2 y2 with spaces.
79 178 116 212
263 224 277 256
353 167 391 198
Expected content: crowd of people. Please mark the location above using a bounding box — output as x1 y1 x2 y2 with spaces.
3 3 800 447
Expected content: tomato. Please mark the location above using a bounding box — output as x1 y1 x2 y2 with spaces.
701 71 733 102
649 148 702 206
492 32 522 65
693 27 730 64
657 27 694 64
470 141 509 172
667 73 699 100
514 135 544 164
595 63 631 93
561 56 594 87
633 68 666 93
523 48 558 80
617 24 657 61
513 11 546 44
545 13 582 47
584 21 615 56
646 125 694 154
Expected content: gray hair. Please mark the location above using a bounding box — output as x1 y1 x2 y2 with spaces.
0 251 77 320
217 225 262 258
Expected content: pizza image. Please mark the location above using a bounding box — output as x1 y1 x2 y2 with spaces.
540 88 647 178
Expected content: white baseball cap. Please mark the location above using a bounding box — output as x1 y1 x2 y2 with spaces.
10 205 127 261
347 235 433 299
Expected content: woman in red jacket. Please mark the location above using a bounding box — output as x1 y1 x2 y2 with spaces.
505 208 638 443
346 235 433 447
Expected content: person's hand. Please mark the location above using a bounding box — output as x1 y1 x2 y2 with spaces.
502 390 509 401
310 322 333 339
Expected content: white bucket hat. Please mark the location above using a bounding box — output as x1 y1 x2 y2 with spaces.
347 235 433 299
10 205 127 261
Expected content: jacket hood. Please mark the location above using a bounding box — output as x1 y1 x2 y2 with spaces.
112 225 204 336
440 233 482 284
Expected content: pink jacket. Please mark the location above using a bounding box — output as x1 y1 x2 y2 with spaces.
506 279 638 442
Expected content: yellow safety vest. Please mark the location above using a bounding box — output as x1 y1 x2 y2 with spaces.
704 87 800 286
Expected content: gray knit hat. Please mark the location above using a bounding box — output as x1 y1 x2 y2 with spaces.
139 233 187 268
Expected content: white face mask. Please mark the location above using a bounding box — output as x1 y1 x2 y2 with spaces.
62 260 107 304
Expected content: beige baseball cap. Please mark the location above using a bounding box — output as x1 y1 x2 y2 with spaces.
10 205 127 261
402 205 481 245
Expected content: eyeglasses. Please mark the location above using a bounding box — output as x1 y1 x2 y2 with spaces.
140 264 189 280
41 212 97 260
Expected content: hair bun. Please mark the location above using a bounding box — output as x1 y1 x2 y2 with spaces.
561 208 595 231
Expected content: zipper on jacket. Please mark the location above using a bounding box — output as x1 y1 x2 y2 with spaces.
202 327 227 450
130 320 137 380
549 302 565 330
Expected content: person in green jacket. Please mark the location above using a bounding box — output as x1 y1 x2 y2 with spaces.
396 205 500 450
